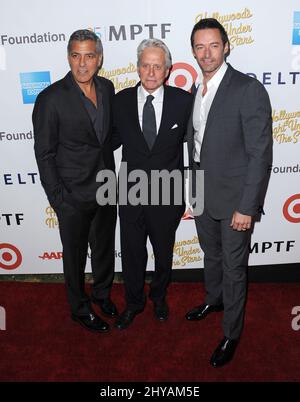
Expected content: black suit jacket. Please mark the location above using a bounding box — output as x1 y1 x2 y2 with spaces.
113 83 193 222
33 72 115 210
187 64 273 219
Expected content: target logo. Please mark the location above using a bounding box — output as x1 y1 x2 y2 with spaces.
283 194 300 223
0 243 22 270
167 62 198 92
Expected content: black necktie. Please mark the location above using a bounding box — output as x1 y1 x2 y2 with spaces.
142 94 157 150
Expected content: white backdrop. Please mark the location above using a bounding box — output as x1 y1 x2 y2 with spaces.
0 0 300 274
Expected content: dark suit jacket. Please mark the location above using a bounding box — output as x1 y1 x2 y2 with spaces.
187 64 273 219
33 72 115 210
113 83 193 222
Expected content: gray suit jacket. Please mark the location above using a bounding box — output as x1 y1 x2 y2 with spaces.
187 64 273 219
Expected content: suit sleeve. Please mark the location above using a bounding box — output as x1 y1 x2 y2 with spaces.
238 80 273 215
183 92 194 143
32 92 63 208
112 95 122 150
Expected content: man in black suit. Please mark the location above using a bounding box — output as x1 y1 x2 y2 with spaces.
113 39 192 329
33 30 118 333
185 19 273 367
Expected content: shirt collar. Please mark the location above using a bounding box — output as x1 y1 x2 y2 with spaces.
206 61 228 89
195 61 228 89
139 84 164 102
70 73 100 97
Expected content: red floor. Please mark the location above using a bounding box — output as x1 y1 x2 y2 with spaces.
0 281 300 381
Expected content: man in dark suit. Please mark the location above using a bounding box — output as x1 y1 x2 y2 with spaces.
185 19 273 366
33 30 118 333
113 39 192 330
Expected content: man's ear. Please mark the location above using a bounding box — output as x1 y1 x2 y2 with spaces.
98 54 103 68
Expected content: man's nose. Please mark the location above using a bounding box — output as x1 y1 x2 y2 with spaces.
79 56 86 66
148 65 155 76
204 47 211 58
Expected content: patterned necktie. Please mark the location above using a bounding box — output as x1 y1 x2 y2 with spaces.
142 94 157 150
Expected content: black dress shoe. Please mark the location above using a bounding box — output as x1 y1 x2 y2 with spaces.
185 303 224 321
92 297 118 317
71 312 109 333
114 309 141 330
210 337 239 368
154 301 169 321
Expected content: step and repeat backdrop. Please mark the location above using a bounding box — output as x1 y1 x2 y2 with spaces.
0 0 299 274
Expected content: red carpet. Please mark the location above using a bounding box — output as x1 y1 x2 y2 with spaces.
0 281 300 382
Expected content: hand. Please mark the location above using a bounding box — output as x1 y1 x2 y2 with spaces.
230 211 252 231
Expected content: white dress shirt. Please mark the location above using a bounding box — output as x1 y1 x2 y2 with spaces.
193 61 228 162
138 85 164 134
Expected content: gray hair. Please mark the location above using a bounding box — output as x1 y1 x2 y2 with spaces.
137 38 172 69
67 29 103 55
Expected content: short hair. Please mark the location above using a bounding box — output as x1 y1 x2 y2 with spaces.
67 29 103 55
190 18 230 56
137 38 172 69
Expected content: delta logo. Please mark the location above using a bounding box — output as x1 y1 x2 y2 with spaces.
20 71 51 104
39 251 63 260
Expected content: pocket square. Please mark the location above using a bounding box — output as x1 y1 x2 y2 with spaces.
171 124 178 129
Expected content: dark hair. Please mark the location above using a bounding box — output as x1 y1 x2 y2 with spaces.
190 18 230 55
67 29 103 55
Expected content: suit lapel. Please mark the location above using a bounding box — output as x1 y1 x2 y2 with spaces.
152 85 174 150
203 64 234 134
64 72 102 144
94 79 105 143
157 85 171 136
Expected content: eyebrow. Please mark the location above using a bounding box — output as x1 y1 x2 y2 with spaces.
70 51 96 55
195 41 221 46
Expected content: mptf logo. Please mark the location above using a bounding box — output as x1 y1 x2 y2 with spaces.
0 243 22 270
89 23 171 41
167 63 198 92
19 71 51 104
283 194 300 223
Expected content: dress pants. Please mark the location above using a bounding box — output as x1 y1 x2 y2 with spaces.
55 201 116 316
119 208 182 312
195 210 251 339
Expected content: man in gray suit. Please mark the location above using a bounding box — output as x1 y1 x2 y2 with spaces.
185 18 273 367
